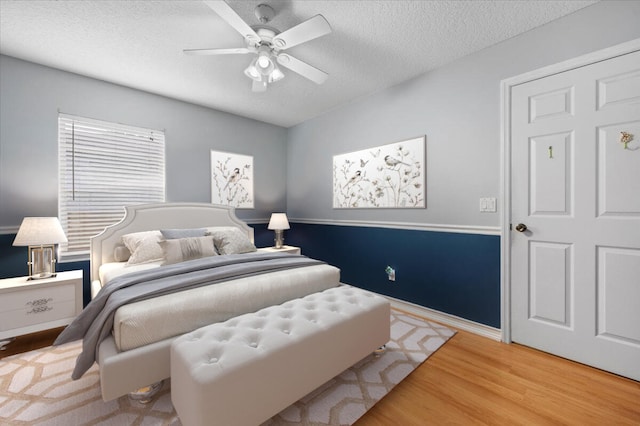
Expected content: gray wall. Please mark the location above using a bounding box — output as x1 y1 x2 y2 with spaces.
2 1 639 230
0 55 287 229
286 1 640 226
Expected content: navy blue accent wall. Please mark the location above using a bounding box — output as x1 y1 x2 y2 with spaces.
284 223 501 328
1 224 501 327
250 223 274 248
0 234 26 279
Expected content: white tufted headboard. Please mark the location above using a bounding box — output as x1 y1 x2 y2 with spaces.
89 203 254 283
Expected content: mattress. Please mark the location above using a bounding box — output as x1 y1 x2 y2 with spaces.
98 261 162 285
99 261 340 351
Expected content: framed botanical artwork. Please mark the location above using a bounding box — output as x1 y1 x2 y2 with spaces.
211 150 254 208
333 136 425 208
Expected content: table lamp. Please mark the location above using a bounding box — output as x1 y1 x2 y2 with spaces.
13 217 67 280
267 213 290 249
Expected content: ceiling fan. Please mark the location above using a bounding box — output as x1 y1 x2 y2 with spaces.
184 1 332 92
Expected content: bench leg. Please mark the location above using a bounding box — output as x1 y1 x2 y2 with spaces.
373 344 387 356
0 338 15 351
128 381 163 404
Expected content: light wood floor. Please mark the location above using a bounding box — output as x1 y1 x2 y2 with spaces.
2 324 639 425
358 325 640 425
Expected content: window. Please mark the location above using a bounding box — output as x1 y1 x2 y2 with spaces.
58 113 165 260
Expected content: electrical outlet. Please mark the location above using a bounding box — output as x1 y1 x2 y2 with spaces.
385 266 396 282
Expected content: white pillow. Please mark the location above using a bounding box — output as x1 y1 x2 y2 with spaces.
206 227 256 255
160 236 218 265
113 244 131 262
121 230 164 265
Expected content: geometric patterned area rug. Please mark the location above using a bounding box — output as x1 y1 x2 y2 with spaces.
0 310 455 426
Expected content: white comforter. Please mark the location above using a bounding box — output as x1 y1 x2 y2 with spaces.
98 260 341 351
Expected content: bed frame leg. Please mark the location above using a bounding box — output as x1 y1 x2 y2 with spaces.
373 344 387 356
128 381 163 404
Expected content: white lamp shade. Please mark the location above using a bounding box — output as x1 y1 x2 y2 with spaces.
268 213 290 230
13 217 68 246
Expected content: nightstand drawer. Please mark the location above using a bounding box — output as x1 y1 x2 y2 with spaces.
0 299 77 331
0 270 82 341
0 283 77 331
0 281 75 307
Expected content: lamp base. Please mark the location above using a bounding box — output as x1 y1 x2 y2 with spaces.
274 230 284 249
27 245 57 280
28 273 57 281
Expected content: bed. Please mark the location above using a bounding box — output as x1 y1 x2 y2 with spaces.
62 202 340 401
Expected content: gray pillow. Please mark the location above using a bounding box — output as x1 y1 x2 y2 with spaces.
160 228 207 239
206 227 256 255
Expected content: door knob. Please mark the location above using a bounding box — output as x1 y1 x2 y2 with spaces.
515 223 528 232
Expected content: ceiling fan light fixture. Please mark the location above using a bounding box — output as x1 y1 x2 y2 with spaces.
257 53 271 69
253 79 268 92
268 64 285 83
244 58 262 82
190 2 332 92
256 45 275 74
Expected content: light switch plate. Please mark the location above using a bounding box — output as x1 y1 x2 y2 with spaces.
480 197 497 212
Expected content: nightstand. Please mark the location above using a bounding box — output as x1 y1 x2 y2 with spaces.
258 245 301 255
0 270 83 348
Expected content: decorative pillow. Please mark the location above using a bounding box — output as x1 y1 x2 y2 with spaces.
113 244 131 262
206 227 256 255
160 228 207 239
160 236 217 265
121 230 164 265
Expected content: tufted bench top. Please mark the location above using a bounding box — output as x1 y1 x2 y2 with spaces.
171 284 390 426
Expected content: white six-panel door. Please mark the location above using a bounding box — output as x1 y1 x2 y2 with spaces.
511 49 640 381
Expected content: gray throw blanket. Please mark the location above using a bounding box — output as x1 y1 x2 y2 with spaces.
54 253 324 379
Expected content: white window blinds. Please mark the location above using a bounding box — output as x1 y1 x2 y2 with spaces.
58 113 165 260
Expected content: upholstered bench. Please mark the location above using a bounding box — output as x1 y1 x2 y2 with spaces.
170 285 390 426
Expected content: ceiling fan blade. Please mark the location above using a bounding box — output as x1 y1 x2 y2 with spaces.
276 54 328 85
272 15 331 50
252 79 267 92
204 0 260 44
183 47 251 56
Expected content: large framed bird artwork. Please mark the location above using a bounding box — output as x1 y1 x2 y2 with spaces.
211 150 254 208
333 136 425 208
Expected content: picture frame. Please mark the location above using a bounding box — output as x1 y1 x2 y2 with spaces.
211 150 254 208
333 136 426 208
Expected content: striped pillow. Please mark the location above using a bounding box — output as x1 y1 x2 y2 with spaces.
160 236 217 265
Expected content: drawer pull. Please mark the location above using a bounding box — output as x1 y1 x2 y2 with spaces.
27 305 53 315
26 298 53 307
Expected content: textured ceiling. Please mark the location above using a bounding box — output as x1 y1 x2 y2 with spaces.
0 0 596 127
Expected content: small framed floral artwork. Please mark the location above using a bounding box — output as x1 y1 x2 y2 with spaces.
333 136 425 208
211 150 254 208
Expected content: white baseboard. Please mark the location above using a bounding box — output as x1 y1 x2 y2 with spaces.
384 294 502 341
